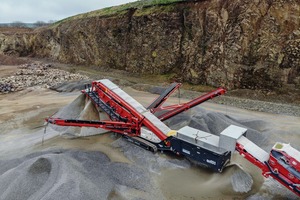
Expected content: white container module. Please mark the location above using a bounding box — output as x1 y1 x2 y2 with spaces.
220 125 247 154
177 125 248 156
176 126 227 155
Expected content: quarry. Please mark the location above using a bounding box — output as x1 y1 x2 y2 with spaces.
0 0 300 199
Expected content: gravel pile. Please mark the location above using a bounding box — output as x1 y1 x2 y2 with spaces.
230 166 253 193
212 96 300 117
0 149 164 200
0 63 89 94
112 136 191 174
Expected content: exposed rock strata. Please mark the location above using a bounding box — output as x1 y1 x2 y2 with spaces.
0 0 299 90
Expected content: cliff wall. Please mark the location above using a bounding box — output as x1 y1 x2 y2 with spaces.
1 0 299 89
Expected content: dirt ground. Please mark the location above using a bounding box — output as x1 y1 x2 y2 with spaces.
0 63 300 199
0 27 33 34
0 55 30 65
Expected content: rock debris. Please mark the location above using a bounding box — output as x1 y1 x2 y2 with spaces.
0 63 89 94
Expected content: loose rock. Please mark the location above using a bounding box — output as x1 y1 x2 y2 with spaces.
0 63 89 94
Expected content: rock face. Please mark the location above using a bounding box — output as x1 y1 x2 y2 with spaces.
0 0 299 90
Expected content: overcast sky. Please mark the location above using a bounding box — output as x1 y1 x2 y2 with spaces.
0 0 135 23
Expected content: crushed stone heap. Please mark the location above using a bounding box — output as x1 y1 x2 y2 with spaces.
0 63 89 94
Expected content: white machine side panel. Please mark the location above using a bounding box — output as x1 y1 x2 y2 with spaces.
99 79 147 113
220 125 247 139
113 88 147 113
143 111 171 135
238 136 269 163
141 128 161 143
98 79 119 90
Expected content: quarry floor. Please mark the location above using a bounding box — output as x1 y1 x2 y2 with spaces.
0 62 300 199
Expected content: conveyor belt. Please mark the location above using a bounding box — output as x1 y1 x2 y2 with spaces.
99 79 171 136
142 111 171 135
147 82 179 110
86 91 127 122
237 136 269 163
99 79 146 113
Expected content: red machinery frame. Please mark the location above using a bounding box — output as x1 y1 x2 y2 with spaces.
47 80 300 198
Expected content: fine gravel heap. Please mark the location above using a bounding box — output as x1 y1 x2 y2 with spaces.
230 166 254 193
0 63 89 94
0 149 165 200
112 136 191 174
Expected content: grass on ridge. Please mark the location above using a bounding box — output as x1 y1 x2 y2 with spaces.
53 0 183 26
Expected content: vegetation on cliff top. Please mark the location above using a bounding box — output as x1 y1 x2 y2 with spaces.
54 0 183 26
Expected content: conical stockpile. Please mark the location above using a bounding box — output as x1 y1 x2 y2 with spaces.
49 94 108 137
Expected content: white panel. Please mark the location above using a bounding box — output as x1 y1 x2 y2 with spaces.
220 125 247 139
273 143 300 163
177 126 227 154
219 125 246 153
141 128 161 143
238 136 269 163
143 111 171 135
98 79 119 90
